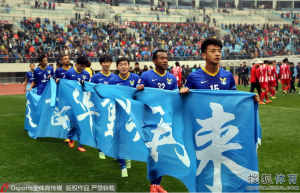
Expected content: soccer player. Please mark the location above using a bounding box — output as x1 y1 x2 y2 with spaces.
90 55 116 159
108 57 139 178
279 58 291 96
171 61 182 88
55 55 72 143
179 38 259 98
90 55 116 85
136 49 177 193
28 55 54 95
249 60 261 97
62 56 90 152
55 55 72 80
268 61 278 99
258 60 271 104
24 63 36 93
85 61 94 78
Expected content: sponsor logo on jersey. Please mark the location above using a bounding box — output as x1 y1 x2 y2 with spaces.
47 71 51 74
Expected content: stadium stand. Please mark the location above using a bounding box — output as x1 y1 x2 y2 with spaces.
1 0 300 83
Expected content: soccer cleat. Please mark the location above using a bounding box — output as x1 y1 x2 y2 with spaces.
266 100 272 104
271 96 276 99
126 160 131 169
157 185 168 193
78 147 86 152
69 140 75 148
150 185 158 193
283 90 287 96
99 152 106 159
64 139 70 143
121 168 128 178
259 101 266 105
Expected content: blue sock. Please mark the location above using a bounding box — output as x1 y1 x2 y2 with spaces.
78 143 83 147
119 159 126 170
98 149 102 152
156 176 162 185
151 180 157 185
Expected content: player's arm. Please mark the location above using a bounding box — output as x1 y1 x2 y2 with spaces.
180 73 193 94
24 78 28 93
28 80 36 92
136 73 146 91
229 74 236 91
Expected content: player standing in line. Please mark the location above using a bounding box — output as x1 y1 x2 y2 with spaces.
279 58 291 96
107 58 139 178
171 61 182 88
257 60 271 104
55 55 73 143
269 61 278 99
55 55 72 80
136 49 177 193
24 63 36 93
62 56 91 152
249 60 261 97
28 55 54 95
90 55 116 159
179 39 259 98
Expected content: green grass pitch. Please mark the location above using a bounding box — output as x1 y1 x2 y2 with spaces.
0 85 299 192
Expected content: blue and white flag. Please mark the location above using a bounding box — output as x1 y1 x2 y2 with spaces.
183 90 260 192
24 80 261 192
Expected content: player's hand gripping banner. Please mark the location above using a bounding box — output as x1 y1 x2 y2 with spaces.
25 78 262 192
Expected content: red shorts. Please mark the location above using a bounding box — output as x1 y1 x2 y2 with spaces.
281 79 290 85
268 81 277 87
260 82 268 89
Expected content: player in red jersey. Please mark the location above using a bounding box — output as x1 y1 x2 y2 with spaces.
250 60 261 97
268 61 278 99
171 61 182 87
279 58 292 96
258 60 272 104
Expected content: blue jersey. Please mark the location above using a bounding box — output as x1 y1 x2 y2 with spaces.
108 73 139 88
185 67 236 90
137 69 178 90
90 71 117 84
63 68 90 81
55 66 73 79
33 66 54 95
26 71 34 84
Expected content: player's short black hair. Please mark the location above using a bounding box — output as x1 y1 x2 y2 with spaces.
61 54 69 60
38 55 47 62
283 58 288 63
201 38 223 54
175 61 180 66
135 62 139 65
86 61 91 67
77 56 89 66
99 55 112 64
116 57 130 67
263 60 268 64
273 60 276 63
29 63 35 66
289 62 294 65
243 61 246 63
153 49 166 60
268 61 273 64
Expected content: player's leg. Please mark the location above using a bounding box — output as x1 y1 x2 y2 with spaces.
119 159 128 177
125 159 131 169
250 83 255 93
78 143 86 152
256 81 261 97
259 83 266 104
98 149 106 159
150 177 167 193
271 86 276 99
